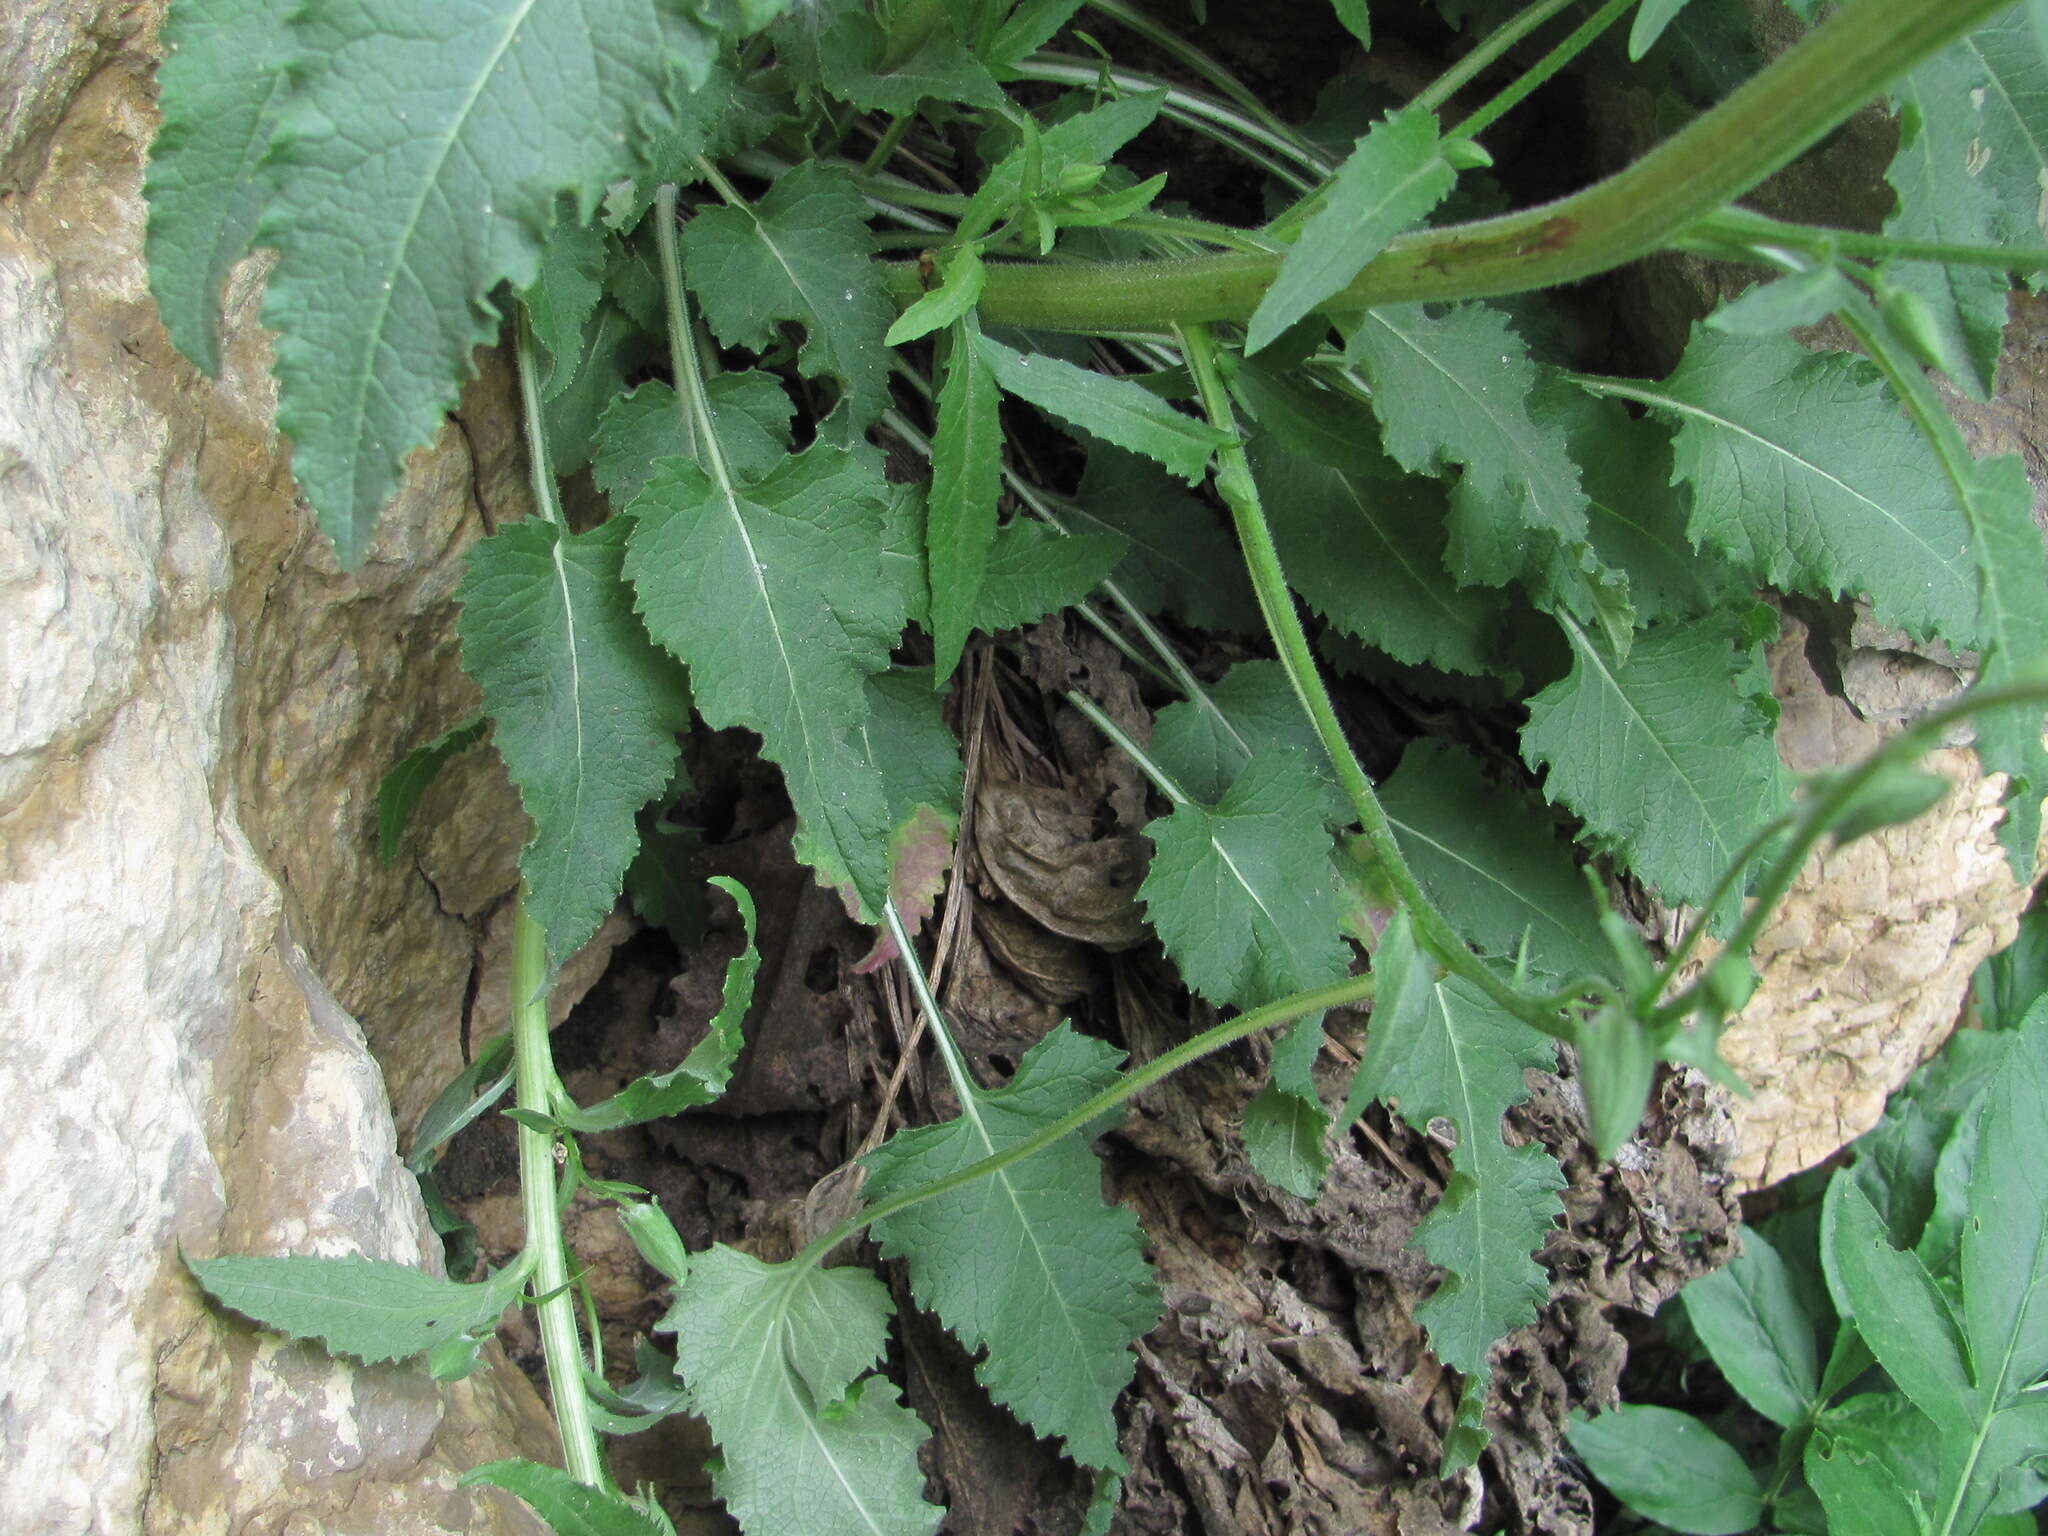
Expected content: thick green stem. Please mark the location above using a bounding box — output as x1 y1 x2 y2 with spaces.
1178 324 1571 1042
796 972 1377 1269
510 894 605 1487
881 0 2007 332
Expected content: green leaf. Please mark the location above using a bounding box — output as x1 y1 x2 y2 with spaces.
1330 0 1371 47
885 246 988 347
1962 1007 2048 1400
524 214 608 395
144 0 290 377
1342 911 1562 1447
1243 1012 1332 1199
1885 18 2042 399
1379 740 1607 984
1705 265 1861 337
377 715 487 865
624 818 709 950
1805 1394 1940 1536
1599 328 1980 645
625 444 919 916
556 878 758 1132
254 0 718 566
1248 108 1456 353
1149 660 1336 814
1251 432 1503 678
1344 304 1590 588
461 1461 667 1536
1567 1406 1765 1536
1574 1003 1658 1161
853 669 965 963
662 1246 939 1536
1682 1226 1822 1428
1070 444 1260 633
1823 760 1951 848
593 373 795 505
978 334 1234 484
1139 749 1354 1012
1853 1028 2013 1252
929 319 1005 682
1822 1176 1978 1431
955 89 1166 243
1956 453 2048 873
968 520 1126 634
457 519 692 968
680 162 895 432
187 1252 525 1366
1523 611 1787 914
987 0 1087 70
865 1024 1161 1469
1629 0 1696 61
811 0 1006 112
538 300 650 478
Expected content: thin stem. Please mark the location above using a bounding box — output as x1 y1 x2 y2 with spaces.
795 972 1377 1269
1064 690 1189 805
1179 322 1570 1043
1417 0 1582 114
510 894 605 1487
651 186 701 461
861 113 916 175
879 0 2008 331
882 900 980 1106
513 307 562 527
1452 0 1633 141
1687 208 2048 276
1082 0 1303 149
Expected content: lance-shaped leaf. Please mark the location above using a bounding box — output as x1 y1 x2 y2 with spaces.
255 0 720 566
1587 329 1980 645
1522 612 1789 915
626 444 918 916
864 1024 1161 1471
457 519 692 968
662 1246 939 1536
144 0 291 377
1341 910 1563 1469
1139 749 1354 1012
1344 303 1590 588
928 319 1005 681
979 334 1234 484
555 878 759 1132
187 1252 527 1366
1247 108 1457 354
680 161 895 432
1379 740 1608 984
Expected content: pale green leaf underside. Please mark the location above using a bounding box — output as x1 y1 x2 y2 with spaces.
1602 329 1979 645
625 444 918 914
663 1245 939 1536
258 0 715 566
1522 613 1787 912
865 1025 1161 1470
457 519 691 969
144 0 291 378
188 1252 524 1365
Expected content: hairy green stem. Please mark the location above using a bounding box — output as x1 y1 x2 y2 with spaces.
1178 324 1571 1042
651 187 702 461
1416 0 1581 113
513 307 562 526
882 0 2007 331
1451 0 1632 140
795 971 1376 1270
509 895 605 1487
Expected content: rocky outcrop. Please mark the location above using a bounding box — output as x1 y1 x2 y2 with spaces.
0 3 608 1530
